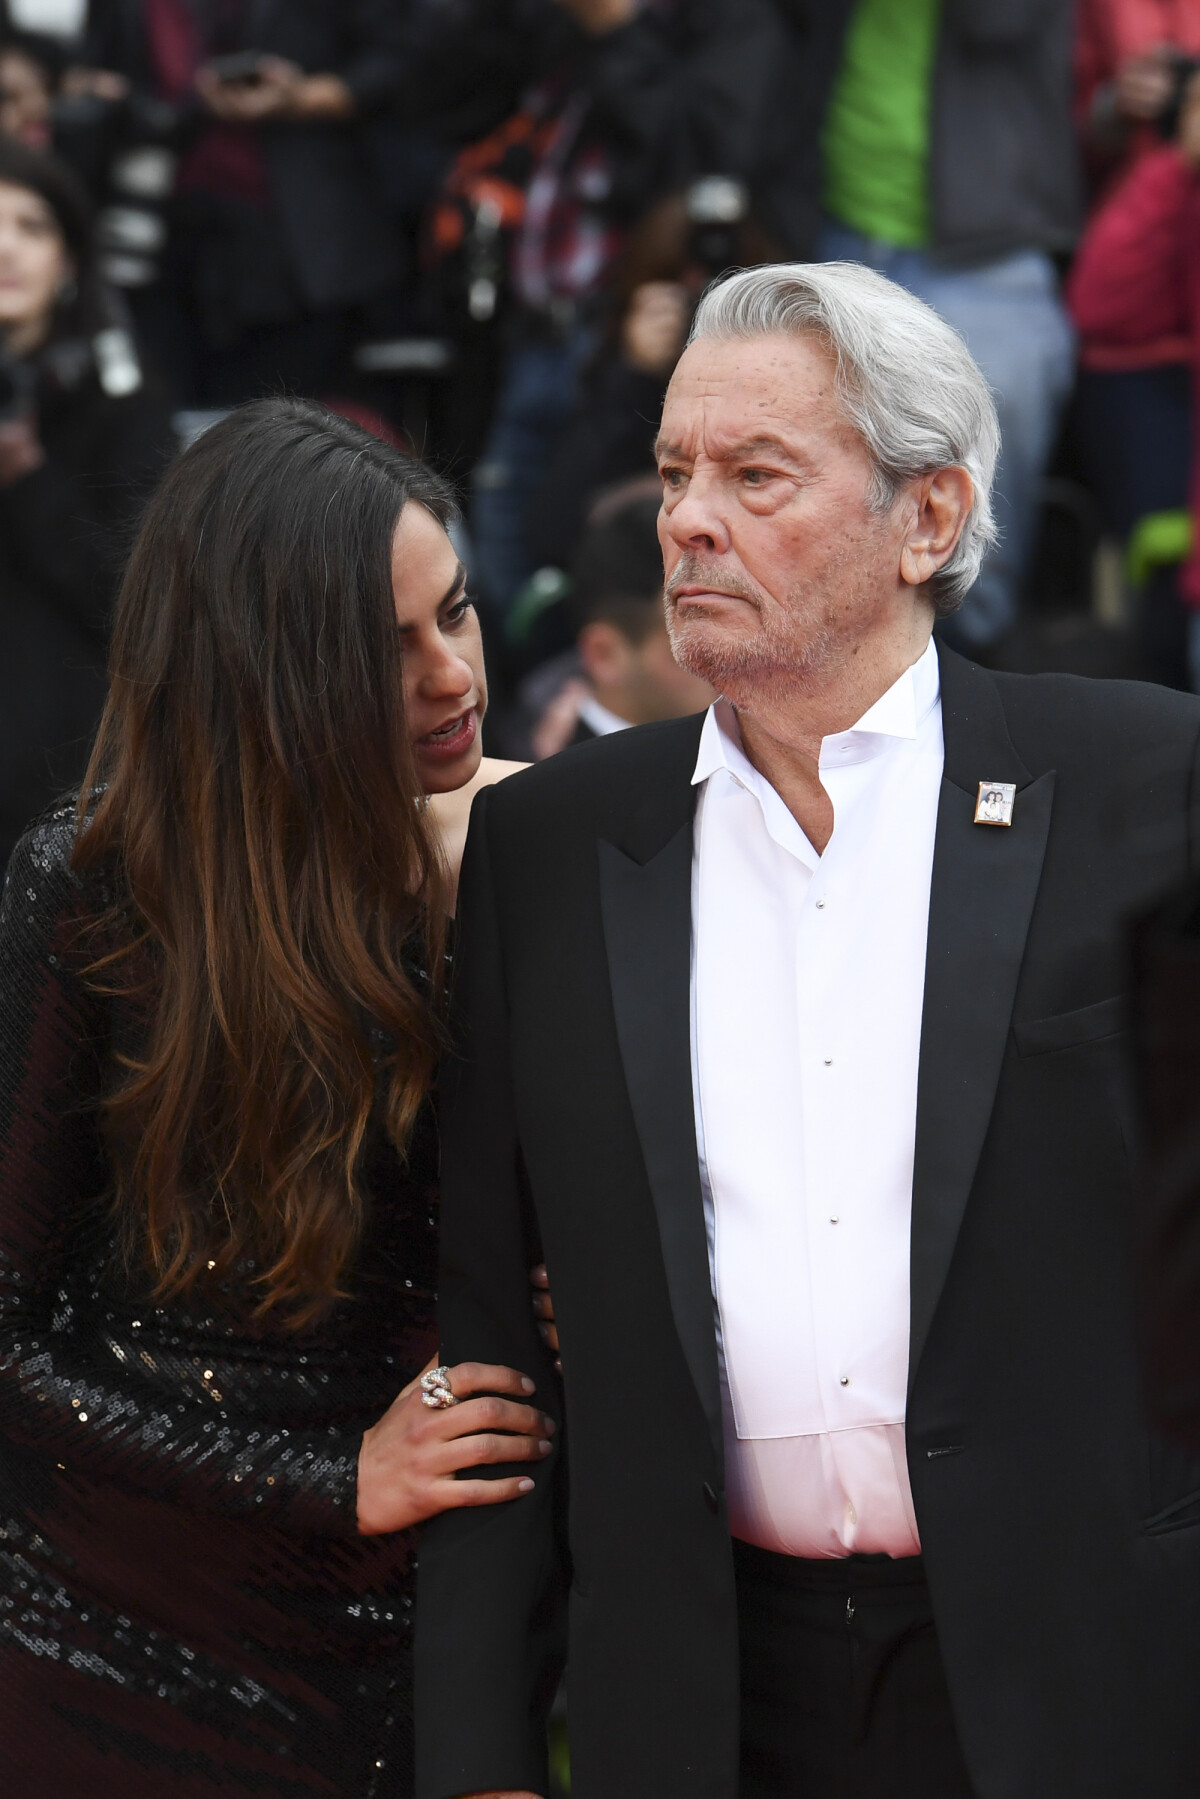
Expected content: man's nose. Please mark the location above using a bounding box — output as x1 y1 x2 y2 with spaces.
662 470 732 554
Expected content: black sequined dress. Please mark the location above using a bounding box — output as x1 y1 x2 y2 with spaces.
0 810 439 1797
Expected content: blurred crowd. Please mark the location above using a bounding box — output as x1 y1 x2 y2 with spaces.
6 0 1200 865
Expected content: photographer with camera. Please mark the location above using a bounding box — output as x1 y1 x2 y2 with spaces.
525 180 777 573
0 134 173 870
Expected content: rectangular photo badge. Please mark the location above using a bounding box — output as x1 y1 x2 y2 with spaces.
974 781 1016 827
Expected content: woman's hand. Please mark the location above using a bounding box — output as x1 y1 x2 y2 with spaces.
530 1263 561 1369
356 1358 553 1535
621 280 690 377
1115 46 1175 123
195 59 353 124
0 415 44 486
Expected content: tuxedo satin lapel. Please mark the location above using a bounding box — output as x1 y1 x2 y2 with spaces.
598 814 723 1472
909 650 1055 1390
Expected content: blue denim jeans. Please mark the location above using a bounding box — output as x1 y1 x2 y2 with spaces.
817 223 1076 647
471 324 596 615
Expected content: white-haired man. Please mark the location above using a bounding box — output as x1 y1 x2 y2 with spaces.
415 264 1200 1799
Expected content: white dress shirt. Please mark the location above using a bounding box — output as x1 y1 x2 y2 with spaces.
689 639 943 1558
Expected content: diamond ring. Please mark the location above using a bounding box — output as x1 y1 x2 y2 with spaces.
420 1366 458 1408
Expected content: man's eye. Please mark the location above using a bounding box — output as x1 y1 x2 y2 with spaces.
660 467 685 488
741 468 770 485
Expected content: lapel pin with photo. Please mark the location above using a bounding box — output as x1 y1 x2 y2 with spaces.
974 781 1016 827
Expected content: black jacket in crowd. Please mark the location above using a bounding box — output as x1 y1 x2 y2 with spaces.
417 649 1200 1798
763 0 1082 260
0 349 175 864
84 0 407 312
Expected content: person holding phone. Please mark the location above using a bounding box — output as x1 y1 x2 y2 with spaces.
81 0 407 405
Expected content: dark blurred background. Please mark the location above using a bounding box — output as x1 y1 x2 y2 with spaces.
4 0 1200 870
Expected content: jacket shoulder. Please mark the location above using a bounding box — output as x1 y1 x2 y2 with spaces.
481 715 705 829
990 668 1200 766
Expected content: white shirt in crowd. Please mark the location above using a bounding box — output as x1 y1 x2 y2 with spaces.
577 693 631 738
689 638 943 1559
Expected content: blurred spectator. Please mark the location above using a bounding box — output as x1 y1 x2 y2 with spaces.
1071 1 1200 687
1077 0 1200 173
526 180 778 571
0 26 61 145
1068 67 1200 687
81 0 408 406
407 0 786 618
0 134 174 866
807 0 1080 650
529 488 713 757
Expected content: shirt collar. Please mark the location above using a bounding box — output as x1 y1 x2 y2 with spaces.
691 637 940 788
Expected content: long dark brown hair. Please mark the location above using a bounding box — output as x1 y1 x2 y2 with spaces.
73 398 456 1329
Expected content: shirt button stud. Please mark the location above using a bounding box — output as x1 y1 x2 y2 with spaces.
830 1216 839 1224
815 899 826 909
839 1376 850 1386
824 1057 833 1066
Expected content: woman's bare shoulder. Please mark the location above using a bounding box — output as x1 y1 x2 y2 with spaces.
427 759 530 896
473 756 529 791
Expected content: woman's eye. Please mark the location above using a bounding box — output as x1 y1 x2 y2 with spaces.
445 596 473 626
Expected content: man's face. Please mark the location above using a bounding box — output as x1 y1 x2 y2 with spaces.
655 332 916 702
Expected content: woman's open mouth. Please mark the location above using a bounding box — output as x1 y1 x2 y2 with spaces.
415 708 478 760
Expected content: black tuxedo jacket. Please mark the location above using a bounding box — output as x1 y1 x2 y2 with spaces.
416 649 1200 1799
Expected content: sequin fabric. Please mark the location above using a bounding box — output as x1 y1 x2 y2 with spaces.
0 806 439 1796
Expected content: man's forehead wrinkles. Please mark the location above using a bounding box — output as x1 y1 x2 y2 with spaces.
654 422 806 463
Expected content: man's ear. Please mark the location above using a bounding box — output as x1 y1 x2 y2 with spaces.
578 619 633 685
899 466 974 590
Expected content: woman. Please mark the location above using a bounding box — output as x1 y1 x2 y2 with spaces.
0 398 554 1796
0 133 175 869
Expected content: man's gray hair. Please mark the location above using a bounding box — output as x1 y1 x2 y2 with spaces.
687 262 1001 611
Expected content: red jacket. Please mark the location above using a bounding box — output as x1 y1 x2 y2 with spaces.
1075 0 1200 366
1067 142 1200 597
1076 0 1200 130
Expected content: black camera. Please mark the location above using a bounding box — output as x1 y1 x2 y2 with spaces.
685 176 750 280
1158 52 1200 139
0 346 36 425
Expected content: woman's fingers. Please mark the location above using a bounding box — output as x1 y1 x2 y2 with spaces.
529 1265 561 1356
433 1429 553 1475
435 1393 552 1440
446 1361 537 1400
437 1474 538 1508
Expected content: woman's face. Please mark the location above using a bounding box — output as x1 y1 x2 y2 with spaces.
0 51 53 148
392 502 487 795
0 178 70 347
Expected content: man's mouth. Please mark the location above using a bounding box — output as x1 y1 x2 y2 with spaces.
670 586 745 605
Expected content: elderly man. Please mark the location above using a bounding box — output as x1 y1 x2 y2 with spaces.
415 264 1200 1799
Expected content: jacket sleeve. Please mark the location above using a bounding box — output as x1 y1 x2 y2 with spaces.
945 0 1070 49
1066 145 1195 346
330 0 412 111
582 0 789 208
0 818 361 1536
1073 0 1113 131
0 386 175 646
415 784 566 1799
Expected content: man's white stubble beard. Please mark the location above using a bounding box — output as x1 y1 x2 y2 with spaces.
665 589 841 706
